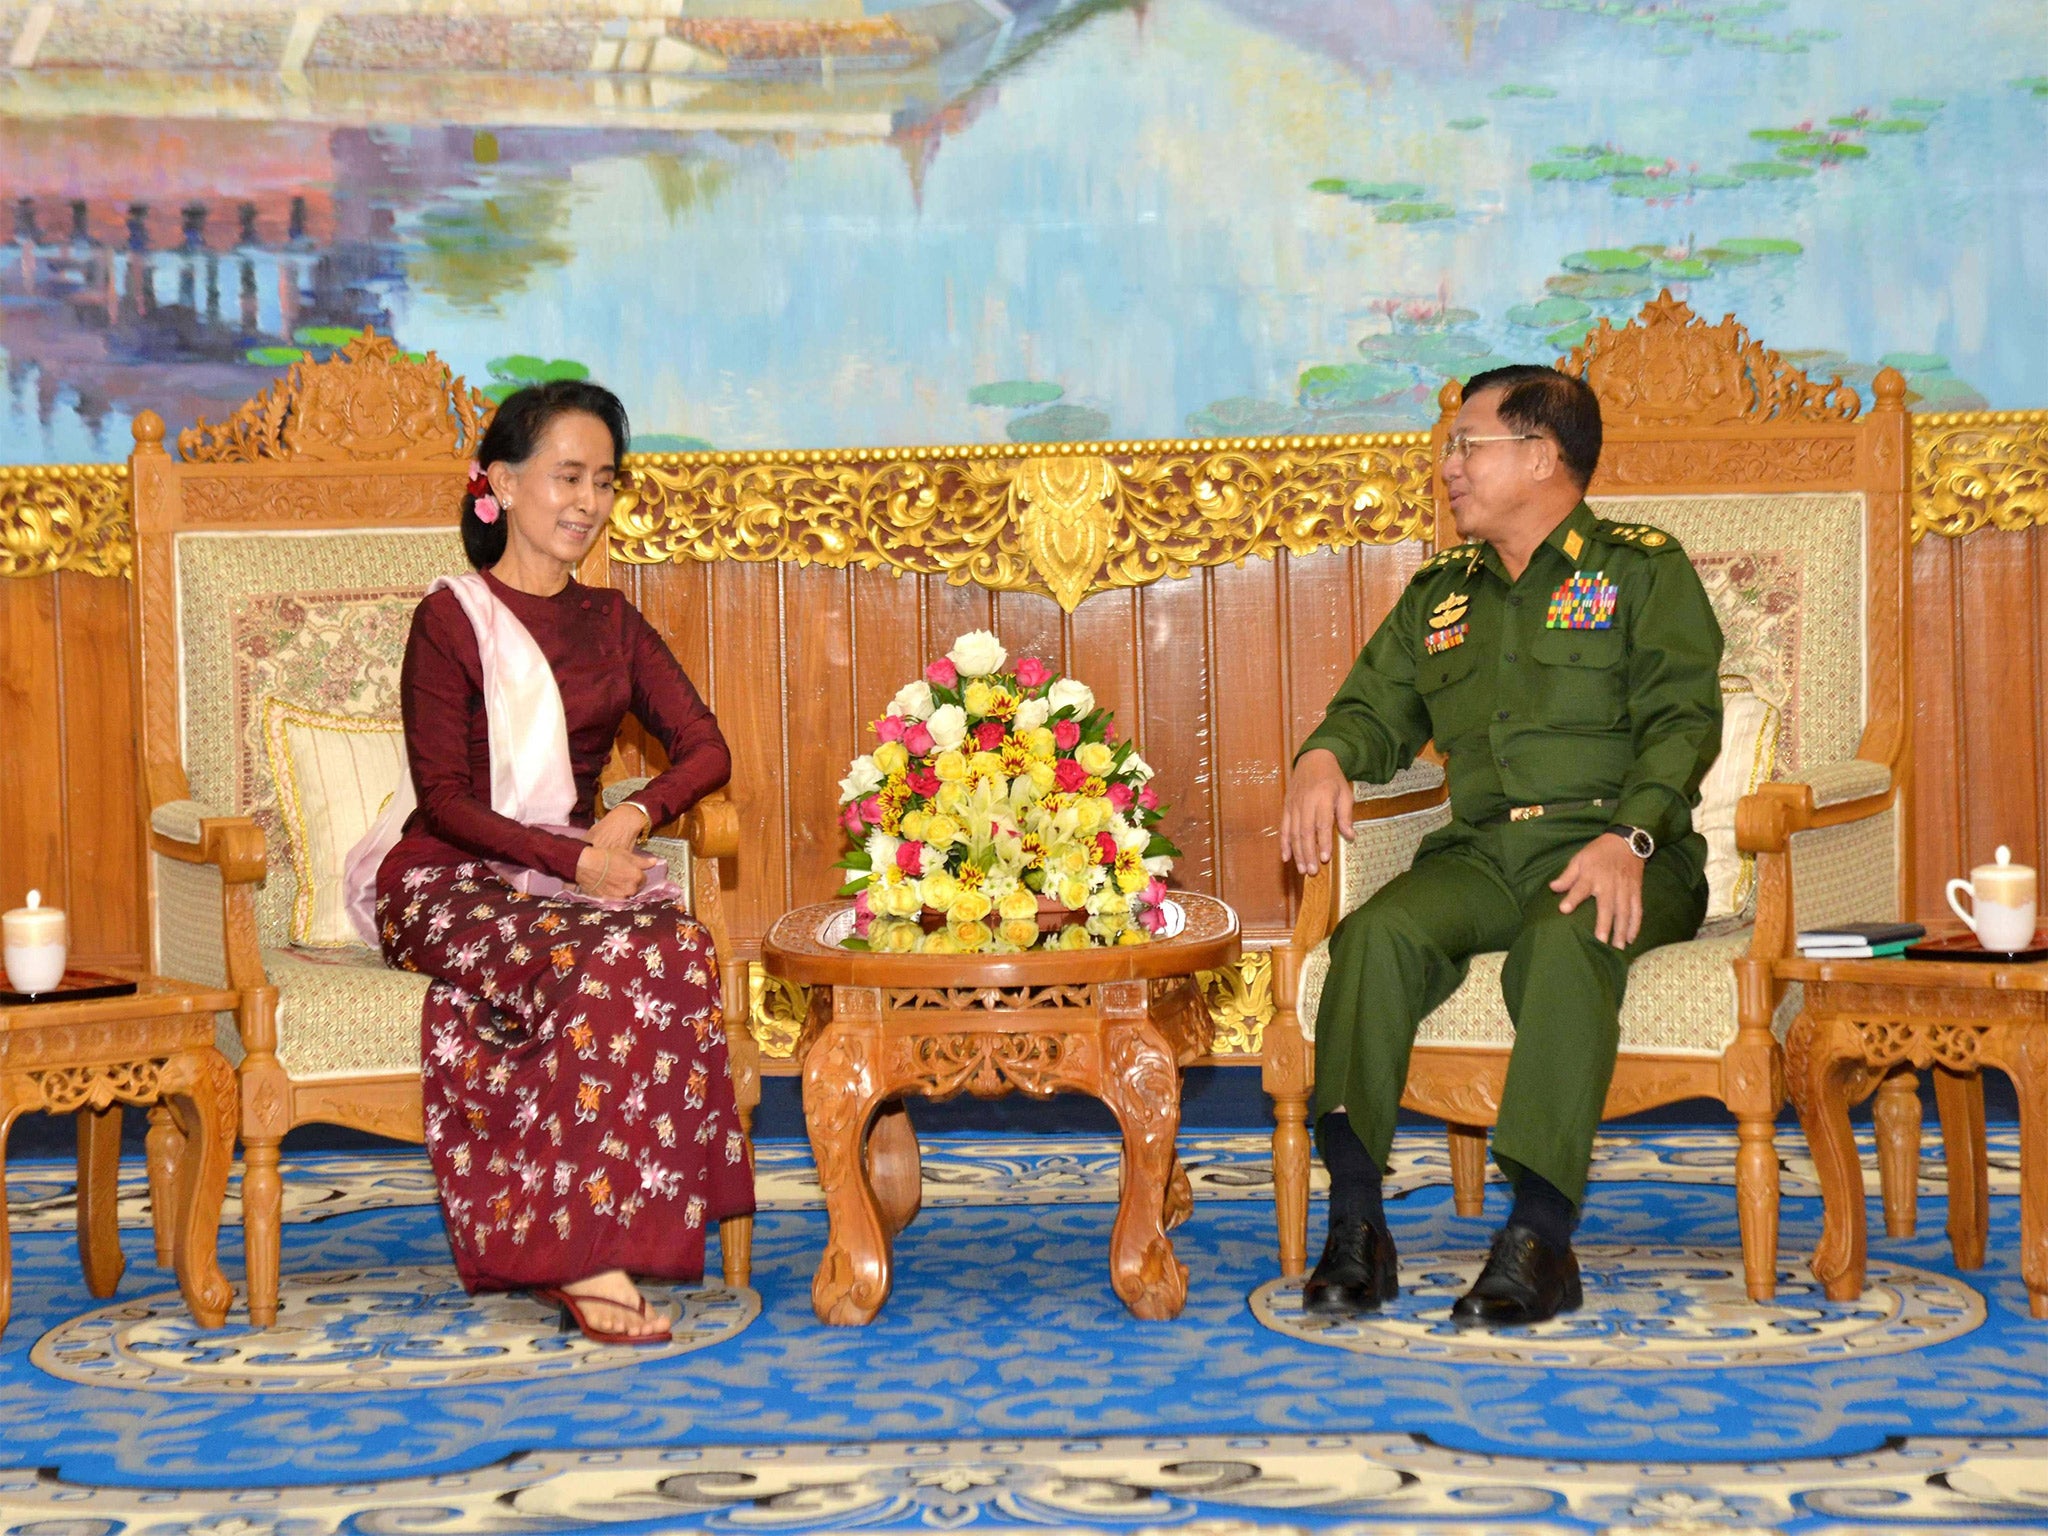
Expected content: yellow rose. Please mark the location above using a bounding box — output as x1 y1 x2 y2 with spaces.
919 869 960 910
952 920 993 951
998 889 1040 922
967 750 1005 781
1026 727 1057 760
998 918 1041 949
947 890 993 924
935 781 971 816
934 749 970 782
1027 761 1057 793
1055 875 1092 911
962 680 994 717
1073 797 1104 832
1076 741 1115 776
918 929 960 954
1087 912 1127 940
871 918 920 953
1117 927 1150 945
1056 923 1092 950
873 739 910 776
1115 862 1149 894
1055 845 1091 878
899 809 931 843
925 814 963 848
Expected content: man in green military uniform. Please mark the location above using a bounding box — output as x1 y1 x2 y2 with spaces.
1279 364 1723 1326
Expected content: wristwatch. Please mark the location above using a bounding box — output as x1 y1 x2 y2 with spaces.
1611 825 1655 860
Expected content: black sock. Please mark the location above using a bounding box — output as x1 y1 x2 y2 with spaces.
1508 1168 1578 1250
1317 1111 1386 1233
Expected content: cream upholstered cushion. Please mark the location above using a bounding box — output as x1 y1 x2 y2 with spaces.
262 699 408 949
254 946 432 1079
1694 687 1782 921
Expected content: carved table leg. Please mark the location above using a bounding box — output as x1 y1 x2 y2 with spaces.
2008 1027 2048 1319
159 1050 236 1329
1163 1152 1193 1233
145 1104 185 1269
1789 1012 1874 1302
1933 1066 1988 1271
1448 1124 1488 1218
75 1105 127 1298
804 993 894 1326
868 1099 923 1241
1098 983 1189 1320
1874 1068 1921 1238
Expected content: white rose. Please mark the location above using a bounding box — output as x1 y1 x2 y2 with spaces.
838 755 884 804
1142 853 1173 877
1012 697 1050 733
1123 751 1155 783
864 830 901 870
889 680 936 721
926 703 968 752
947 629 1009 678
1113 819 1148 853
1046 678 1095 718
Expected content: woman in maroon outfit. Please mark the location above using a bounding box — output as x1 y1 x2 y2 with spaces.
376 381 752 1342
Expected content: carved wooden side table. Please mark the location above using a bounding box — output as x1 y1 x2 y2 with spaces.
764 894 1240 1325
1781 947 2048 1316
0 975 239 1335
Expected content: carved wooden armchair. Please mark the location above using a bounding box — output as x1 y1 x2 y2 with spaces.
129 335 758 1326
1265 295 1912 1300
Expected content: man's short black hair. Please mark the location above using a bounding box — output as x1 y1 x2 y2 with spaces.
1461 364 1602 488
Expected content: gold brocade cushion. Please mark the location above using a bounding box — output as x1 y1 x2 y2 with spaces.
1695 683 1782 922
261 698 408 949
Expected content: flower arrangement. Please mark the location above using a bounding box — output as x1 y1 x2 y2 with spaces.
835 631 1181 953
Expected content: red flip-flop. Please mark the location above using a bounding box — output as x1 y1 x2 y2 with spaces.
533 1285 675 1346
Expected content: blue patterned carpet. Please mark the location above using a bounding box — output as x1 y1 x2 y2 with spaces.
3 1128 2047 1533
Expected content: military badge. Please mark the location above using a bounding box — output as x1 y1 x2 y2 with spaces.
1562 528 1584 562
1545 571 1618 629
1424 622 1468 654
1428 592 1470 629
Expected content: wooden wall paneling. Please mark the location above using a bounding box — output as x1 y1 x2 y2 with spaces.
1206 558 1293 943
0 574 65 920
1133 572 1217 901
56 571 143 969
707 559 791 947
921 576 993 667
988 588 1067 680
1909 533 1965 918
1951 528 2043 878
848 567 926 741
780 563 859 912
1281 545 1361 755
1064 586 1139 771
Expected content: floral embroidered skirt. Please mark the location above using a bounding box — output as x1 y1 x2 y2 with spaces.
378 862 754 1292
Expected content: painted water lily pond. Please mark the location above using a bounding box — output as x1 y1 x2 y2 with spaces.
1 0 2044 462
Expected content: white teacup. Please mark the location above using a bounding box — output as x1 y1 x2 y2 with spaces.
1947 846 2038 953
3 889 68 995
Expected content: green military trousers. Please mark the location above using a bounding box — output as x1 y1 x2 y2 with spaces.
1309 811 1709 1207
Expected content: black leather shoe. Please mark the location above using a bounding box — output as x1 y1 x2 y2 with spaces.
1450 1224 1583 1328
1301 1219 1399 1316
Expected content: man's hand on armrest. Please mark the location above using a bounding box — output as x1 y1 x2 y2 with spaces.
1281 748 1356 877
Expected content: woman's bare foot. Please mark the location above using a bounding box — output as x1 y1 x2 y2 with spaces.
551 1268 672 1340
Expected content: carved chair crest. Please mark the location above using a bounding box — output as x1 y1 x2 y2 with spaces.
176 330 493 464
1559 291 1861 428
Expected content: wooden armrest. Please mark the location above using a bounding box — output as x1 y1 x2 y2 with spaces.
681 793 739 861
149 804 268 885
1735 769 1895 855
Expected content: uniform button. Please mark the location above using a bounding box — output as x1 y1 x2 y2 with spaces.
1569 651 1581 662
1509 595 1522 607
1504 652 1517 663
1496 756 1509 767
1496 709 1509 720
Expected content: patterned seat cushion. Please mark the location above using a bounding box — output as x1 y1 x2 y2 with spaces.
258 945 429 1080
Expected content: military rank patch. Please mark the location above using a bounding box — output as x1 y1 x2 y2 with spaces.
1562 528 1585 562
1424 622 1468 654
1546 571 1618 629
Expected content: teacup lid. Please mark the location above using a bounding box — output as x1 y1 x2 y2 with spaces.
1997 846 2012 866
4 889 63 922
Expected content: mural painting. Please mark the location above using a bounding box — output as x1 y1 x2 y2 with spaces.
2 0 2043 464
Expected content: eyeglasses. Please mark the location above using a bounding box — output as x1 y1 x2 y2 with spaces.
1439 432 1544 464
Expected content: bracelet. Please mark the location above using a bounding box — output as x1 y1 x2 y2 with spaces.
621 800 653 842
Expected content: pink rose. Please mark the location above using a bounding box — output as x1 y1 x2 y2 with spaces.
854 889 873 917
1054 720 1082 751
840 804 865 834
1141 877 1168 907
908 766 941 797
1094 831 1119 865
859 795 884 825
1014 655 1053 690
856 909 874 936
895 842 925 876
1055 758 1088 792
925 657 958 688
1138 785 1159 811
904 722 935 757
1138 904 1166 935
876 714 906 743
1104 722 1118 743
974 720 1006 751
1106 782 1134 811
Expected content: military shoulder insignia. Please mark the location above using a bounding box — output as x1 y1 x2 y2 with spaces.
1562 528 1585 562
1416 541 1482 576
1428 592 1469 629
1595 520 1678 551
1546 570 1618 629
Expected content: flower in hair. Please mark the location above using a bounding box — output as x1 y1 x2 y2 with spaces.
466 460 499 524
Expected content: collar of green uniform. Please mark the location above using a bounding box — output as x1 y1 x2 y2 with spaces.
1477 500 1597 582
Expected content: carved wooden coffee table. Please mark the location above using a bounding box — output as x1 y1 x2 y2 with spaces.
764 894 1240 1325
0 975 239 1335
1781 943 2048 1315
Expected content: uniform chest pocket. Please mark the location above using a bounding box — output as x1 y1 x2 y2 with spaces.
1415 643 1482 739
1532 628 1627 729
